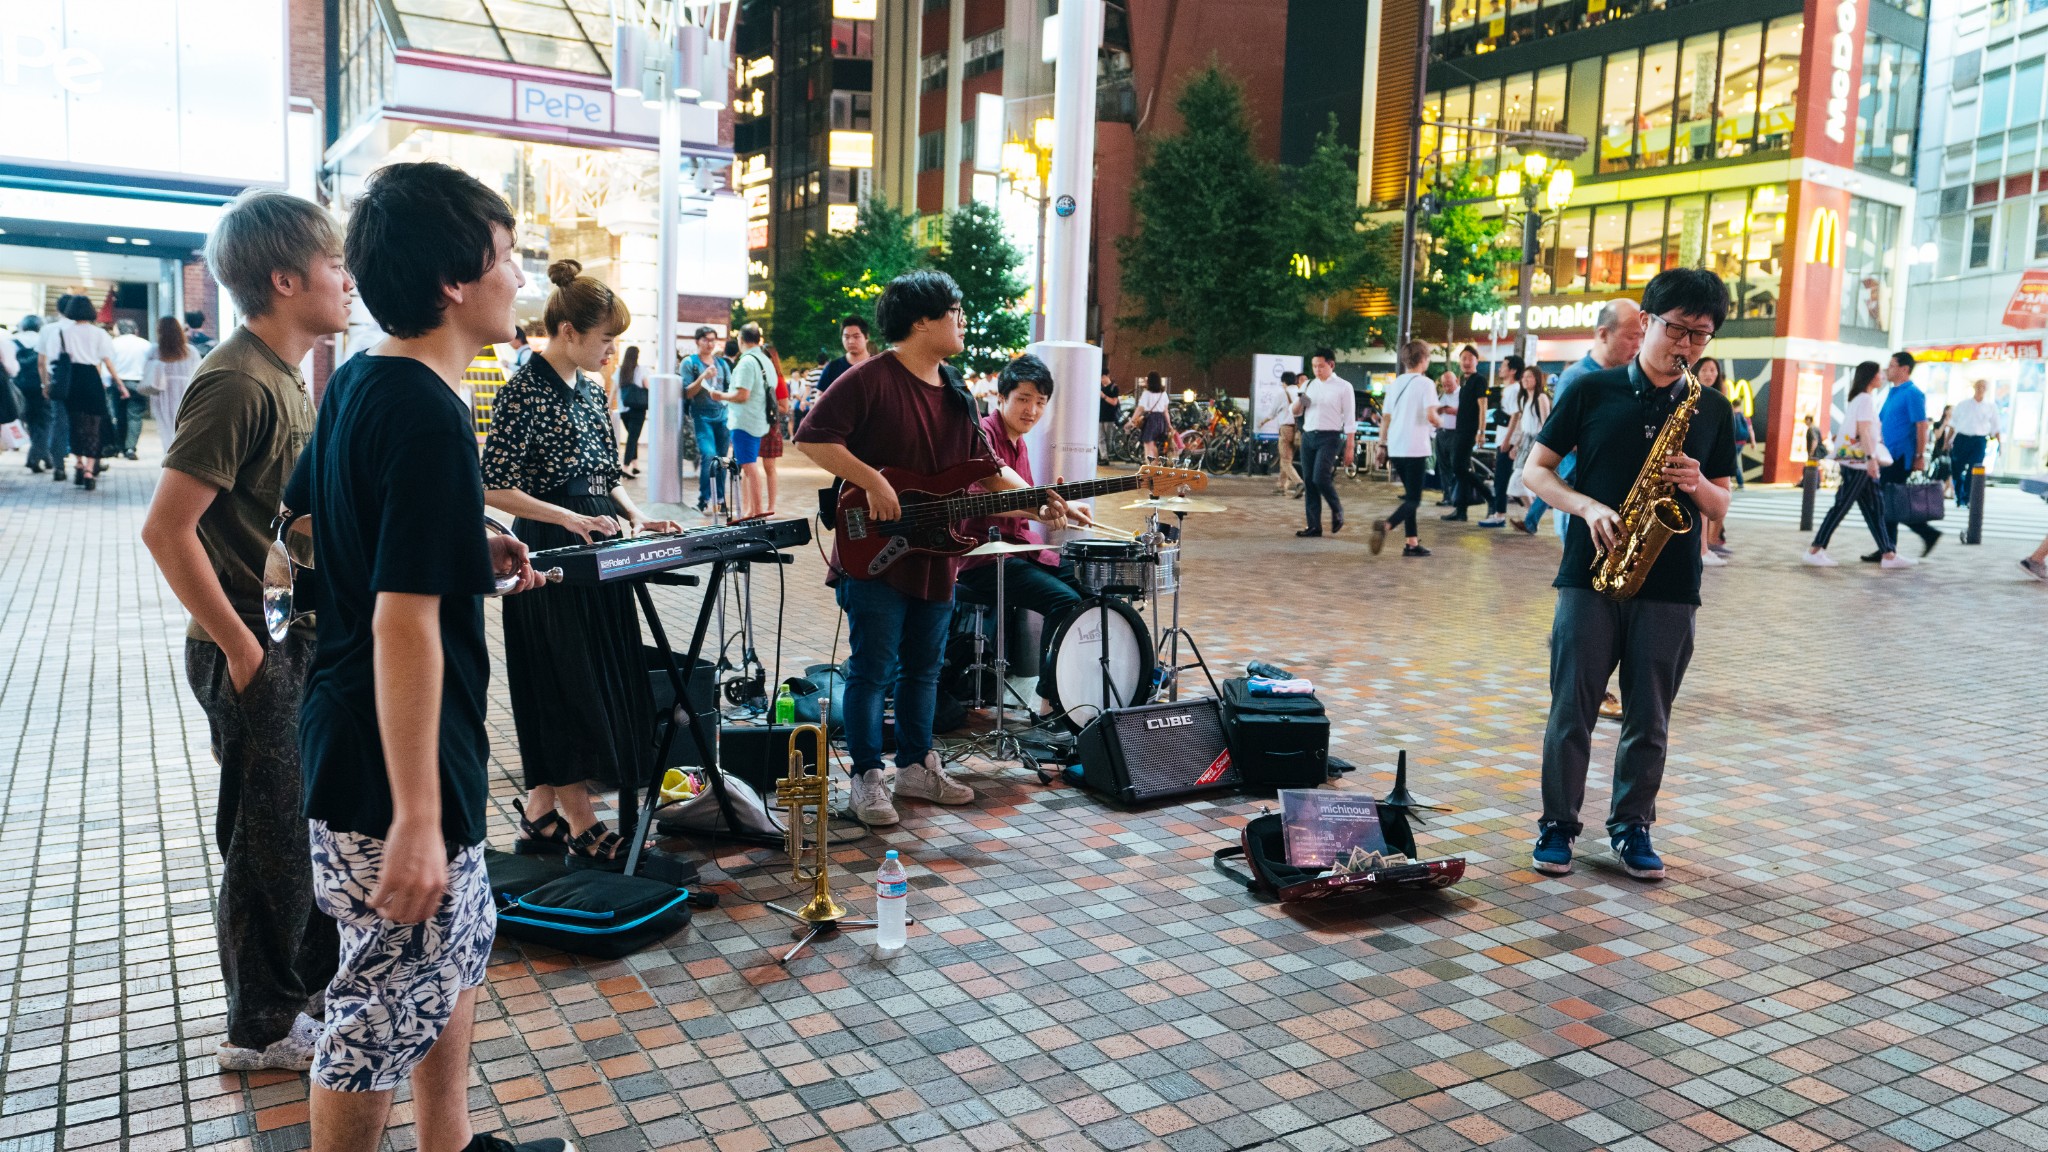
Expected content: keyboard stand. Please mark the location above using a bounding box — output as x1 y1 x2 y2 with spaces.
623 557 785 876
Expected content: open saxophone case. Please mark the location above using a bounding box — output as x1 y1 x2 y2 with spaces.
1213 750 1467 904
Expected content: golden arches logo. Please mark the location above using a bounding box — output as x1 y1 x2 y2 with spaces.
1809 207 1841 267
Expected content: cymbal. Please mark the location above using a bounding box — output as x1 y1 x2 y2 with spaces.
1124 496 1228 513
965 539 1052 556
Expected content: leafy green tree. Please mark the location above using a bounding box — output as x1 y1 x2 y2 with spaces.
933 200 1032 374
1117 64 1294 386
1279 115 1399 354
1414 166 1512 344
770 194 927 364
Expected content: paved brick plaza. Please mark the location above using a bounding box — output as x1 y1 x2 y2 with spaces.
2 444 2046 1152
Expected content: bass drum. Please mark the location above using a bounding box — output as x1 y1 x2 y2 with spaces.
1043 597 1155 731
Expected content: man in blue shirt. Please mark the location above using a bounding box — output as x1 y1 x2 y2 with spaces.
1874 350 1941 558
1519 299 1640 534
679 325 730 513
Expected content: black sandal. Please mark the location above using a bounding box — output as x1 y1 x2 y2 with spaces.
514 804 572 856
566 821 628 870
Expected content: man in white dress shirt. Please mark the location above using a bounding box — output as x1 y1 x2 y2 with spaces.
1947 379 2000 509
1291 348 1356 537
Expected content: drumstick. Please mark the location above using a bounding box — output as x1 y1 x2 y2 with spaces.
1080 523 1138 541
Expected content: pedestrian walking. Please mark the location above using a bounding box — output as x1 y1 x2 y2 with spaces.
12 317 58 475
139 188 353 1073
1947 379 1999 507
1293 348 1356 538
614 344 649 477
679 325 730 513
1444 345 1488 521
184 310 216 357
1274 369 1303 496
1370 339 1435 557
1804 362 1910 569
1874 351 1942 558
1480 355 1523 527
815 315 872 395
760 341 791 516
705 322 773 518
1131 371 1171 462
111 318 153 458
1431 370 1459 503
141 315 201 453
1098 371 1121 458
1501 363 1551 509
48 296 120 490
1696 357 1732 567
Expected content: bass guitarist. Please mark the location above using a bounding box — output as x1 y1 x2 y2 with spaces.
796 270 1077 826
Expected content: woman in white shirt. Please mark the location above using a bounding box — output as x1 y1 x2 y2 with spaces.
1128 372 1172 462
1273 371 1303 497
141 316 201 453
51 297 121 491
1947 379 2000 508
1806 361 1909 568
1502 364 1551 505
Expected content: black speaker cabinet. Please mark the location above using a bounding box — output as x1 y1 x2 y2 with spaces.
1073 697 1238 805
717 723 819 794
646 647 718 768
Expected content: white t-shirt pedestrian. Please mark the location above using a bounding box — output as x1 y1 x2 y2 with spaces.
1137 389 1170 415
1838 392 1891 465
1299 372 1355 433
112 331 152 381
1950 397 2000 437
1382 372 1435 458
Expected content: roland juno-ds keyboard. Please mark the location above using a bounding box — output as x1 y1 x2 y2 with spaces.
531 517 811 584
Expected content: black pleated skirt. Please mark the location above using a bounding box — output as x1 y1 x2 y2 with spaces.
502 492 653 791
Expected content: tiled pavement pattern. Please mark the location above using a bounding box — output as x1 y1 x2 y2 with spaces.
3 439 2048 1152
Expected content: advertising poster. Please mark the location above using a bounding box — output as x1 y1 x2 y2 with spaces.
1250 354 1304 440
1792 364 1826 464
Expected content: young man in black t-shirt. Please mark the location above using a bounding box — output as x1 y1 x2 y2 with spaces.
1443 345 1489 519
1520 268 1737 882
286 162 556 1152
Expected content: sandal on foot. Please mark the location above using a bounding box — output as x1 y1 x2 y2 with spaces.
514 805 572 856
566 821 629 870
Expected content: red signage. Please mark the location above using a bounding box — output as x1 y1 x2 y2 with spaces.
1791 0 1870 170
1909 341 2045 363
2003 270 2048 329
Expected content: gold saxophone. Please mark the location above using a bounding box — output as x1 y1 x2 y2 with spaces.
1591 355 1703 600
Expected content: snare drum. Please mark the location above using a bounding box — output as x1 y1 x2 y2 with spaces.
1064 539 1153 597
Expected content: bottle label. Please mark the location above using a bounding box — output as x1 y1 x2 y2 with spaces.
877 880 908 898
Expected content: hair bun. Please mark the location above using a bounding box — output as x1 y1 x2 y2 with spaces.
547 259 583 287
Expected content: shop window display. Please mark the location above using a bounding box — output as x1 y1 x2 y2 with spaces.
1635 42 1678 169
1754 18 1802 153
1590 203 1626 291
1742 185 1786 320
1625 201 1665 286
1717 25 1763 159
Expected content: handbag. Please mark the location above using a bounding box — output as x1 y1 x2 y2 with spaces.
1882 477 1946 524
0 421 26 451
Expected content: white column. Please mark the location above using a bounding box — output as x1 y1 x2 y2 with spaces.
648 91 685 507
1024 0 1103 494
942 0 967 212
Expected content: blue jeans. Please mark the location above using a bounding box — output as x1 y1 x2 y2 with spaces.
690 414 729 506
836 577 954 777
1951 434 1987 506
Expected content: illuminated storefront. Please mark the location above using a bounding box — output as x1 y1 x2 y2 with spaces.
326 0 745 359
1419 0 1926 482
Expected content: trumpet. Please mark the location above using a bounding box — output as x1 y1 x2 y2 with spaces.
772 723 847 925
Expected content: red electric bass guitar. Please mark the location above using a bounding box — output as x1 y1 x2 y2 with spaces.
833 461 1208 579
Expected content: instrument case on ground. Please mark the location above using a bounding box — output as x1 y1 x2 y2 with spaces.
1219 677 1331 789
1212 810 1466 903
492 868 707 960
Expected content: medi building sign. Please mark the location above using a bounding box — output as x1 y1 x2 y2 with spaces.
0 0 288 189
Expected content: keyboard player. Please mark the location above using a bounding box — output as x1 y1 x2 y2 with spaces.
481 261 681 869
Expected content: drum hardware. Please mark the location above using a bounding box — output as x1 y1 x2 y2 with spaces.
1122 495 1228 515
765 724 907 963
1142 507 1219 702
956 535 1044 765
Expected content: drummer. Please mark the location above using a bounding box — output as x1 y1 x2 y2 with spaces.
957 354 1093 708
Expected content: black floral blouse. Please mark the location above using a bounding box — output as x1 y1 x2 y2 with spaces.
481 357 622 496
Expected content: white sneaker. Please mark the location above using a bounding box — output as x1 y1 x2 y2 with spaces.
1700 550 1727 567
218 1027 316 1073
1801 551 1837 567
1880 554 1917 569
289 1013 324 1049
895 752 974 805
849 769 898 825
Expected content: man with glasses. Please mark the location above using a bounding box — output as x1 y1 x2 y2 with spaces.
1519 268 1738 883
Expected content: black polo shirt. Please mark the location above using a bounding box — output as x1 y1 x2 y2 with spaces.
1534 358 1737 606
1457 372 1488 444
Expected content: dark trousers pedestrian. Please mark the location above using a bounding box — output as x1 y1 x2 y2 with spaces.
621 406 647 466
114 382 148 453
1489 446 1514 515
1301 429 1344 531
1433 429 1457 498
1950 434 1988 507
1449 434 1477 511
1880 458 1941 550
185 632 339 1050
1810 467 1893 554
21 388 60 470
1539 588 1695 839
1384 456 1426 538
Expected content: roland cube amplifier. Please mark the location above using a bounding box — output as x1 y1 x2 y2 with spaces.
1073 697 1239 805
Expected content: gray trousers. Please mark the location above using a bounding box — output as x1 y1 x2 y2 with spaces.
187 632 339 1049
1540 588 1696 838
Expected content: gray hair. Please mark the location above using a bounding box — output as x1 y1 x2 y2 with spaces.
203 189 341 317
116 319 138 336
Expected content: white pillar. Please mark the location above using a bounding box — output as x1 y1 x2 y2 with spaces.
648 92 685 506
1025 0 1103 494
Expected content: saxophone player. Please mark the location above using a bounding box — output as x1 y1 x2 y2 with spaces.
1519 268 1739 880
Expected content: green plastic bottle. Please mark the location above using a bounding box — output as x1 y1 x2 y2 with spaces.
774 686 794 725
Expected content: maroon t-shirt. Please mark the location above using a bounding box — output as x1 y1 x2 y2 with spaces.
795 351 995 600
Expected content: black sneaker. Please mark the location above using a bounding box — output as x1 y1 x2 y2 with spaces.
1402 544 1431 557
466 1134 571 1152
1921 530 1942 558
52 468 65 483
1859 551 1882 563
1295 527 1322 538
1440 511 1467 521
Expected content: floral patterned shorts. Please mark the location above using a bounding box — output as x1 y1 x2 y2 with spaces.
307 821 494 1092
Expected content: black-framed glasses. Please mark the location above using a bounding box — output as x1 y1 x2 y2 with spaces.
1649 314 1715 348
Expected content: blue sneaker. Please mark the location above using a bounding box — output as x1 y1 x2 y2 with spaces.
1531 824 1574 875
1611 824 1665 880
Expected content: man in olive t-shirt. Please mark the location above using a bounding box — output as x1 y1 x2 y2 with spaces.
140 191 354 1074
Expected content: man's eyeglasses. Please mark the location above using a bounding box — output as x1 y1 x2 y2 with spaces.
1649 314 1714 348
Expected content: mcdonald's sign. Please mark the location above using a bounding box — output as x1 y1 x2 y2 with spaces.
1809 207 1841 267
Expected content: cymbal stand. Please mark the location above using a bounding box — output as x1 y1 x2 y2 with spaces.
1154 511 1217 701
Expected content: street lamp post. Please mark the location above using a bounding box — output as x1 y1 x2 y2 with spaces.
1492 152 1575 364
1001 117 1058 344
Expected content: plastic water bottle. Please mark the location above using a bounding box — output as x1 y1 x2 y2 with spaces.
773 686 794 725
874 851 908 954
